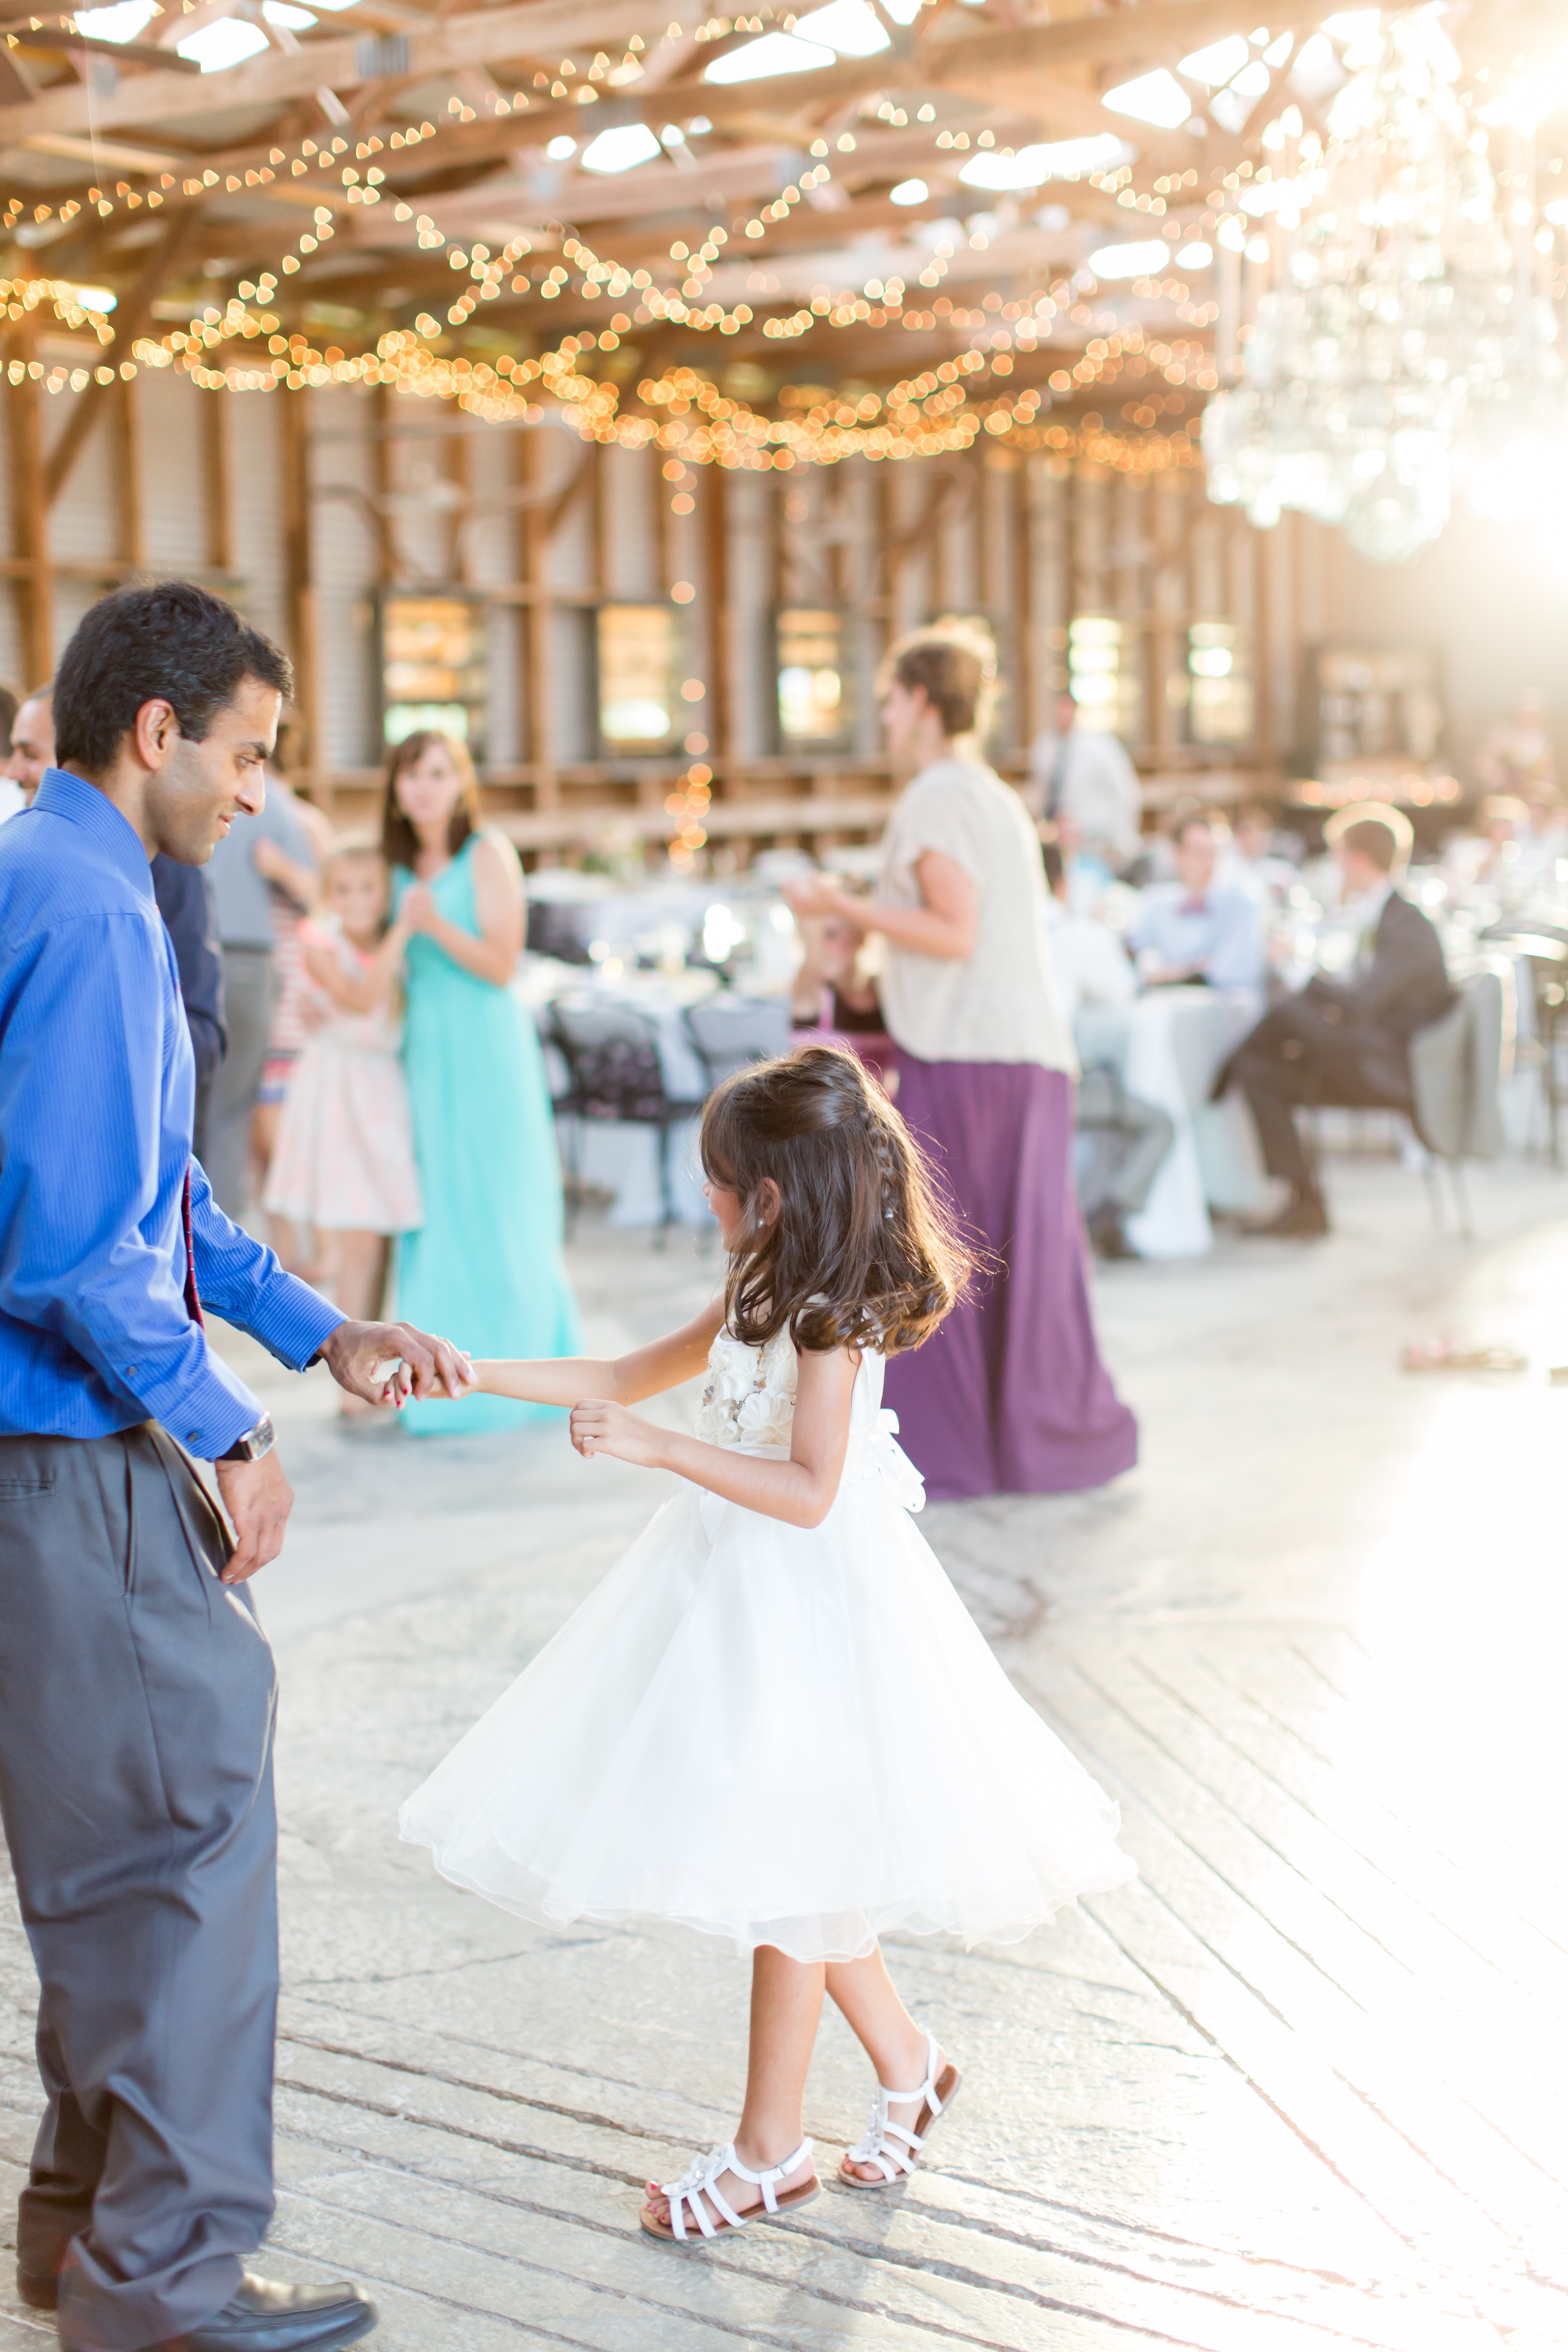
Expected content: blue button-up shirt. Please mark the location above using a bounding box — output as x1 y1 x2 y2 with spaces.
1128 880 1265 993
0 770 343 1457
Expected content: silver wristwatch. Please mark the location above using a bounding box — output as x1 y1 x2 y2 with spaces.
218 1412 276 1465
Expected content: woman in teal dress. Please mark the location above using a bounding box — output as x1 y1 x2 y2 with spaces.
383 729 579 1432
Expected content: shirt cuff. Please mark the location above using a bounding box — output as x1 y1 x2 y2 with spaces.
136 1345 265 1461
241 1272 347 1372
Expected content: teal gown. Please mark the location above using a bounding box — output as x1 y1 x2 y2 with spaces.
393 841 579 1433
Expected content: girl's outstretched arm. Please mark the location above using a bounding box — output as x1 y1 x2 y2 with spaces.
469 1298 726 1409
569 1345 857 1530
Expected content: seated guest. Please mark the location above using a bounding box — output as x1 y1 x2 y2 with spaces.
789 897 895 1083
1215 807 1453 1237
1043 842 1174 1261
1226 804 1300 906
1129 815 1265 993
1026 688 1142 873
1443 794 1526 897
1516 789 1568 891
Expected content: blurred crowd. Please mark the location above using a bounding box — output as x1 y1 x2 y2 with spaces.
0 657 1558 1463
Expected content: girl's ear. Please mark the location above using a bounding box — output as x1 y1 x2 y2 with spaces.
753 1177 783 1232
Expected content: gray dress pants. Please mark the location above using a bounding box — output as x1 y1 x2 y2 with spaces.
0 1423 278 2351
203 948 274 1218
1076 1064 1177 1217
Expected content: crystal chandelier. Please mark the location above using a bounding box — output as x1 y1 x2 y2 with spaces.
1203 8 1524 564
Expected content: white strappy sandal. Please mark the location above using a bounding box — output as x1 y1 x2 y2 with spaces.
641 2137 819 2245
839 2031 963 2190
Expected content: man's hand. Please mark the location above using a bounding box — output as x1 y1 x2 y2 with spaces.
215 1450 294 1584
319 1319 474 1407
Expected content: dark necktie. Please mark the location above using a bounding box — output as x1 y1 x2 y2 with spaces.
1179 898 1208 916
181 1167 204 1327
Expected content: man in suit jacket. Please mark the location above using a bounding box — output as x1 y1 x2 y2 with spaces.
1217 812 1453 1236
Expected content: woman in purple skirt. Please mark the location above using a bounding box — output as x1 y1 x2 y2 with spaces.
786 627 1137 1501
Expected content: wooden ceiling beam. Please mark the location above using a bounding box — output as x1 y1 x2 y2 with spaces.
45 200 206 503
0 0 659 143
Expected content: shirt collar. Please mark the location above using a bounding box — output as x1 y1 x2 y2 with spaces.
33 767 154 898
1348 878 1393 931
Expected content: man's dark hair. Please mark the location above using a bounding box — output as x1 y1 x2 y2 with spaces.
54 579 292 774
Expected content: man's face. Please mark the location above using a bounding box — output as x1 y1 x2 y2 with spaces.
1174 824 1215 896
5 695 54 800
143 678 280 865
1054 691 1078 735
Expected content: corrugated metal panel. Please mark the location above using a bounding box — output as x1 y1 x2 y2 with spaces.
42 377 115 570
229 394 289 649
601 441 657 601
309 386 379 769
140 368 212 579
726 470 773 762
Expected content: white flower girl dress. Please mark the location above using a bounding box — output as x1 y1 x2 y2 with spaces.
401 1326 1136 1960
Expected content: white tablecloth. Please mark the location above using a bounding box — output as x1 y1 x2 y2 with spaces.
1080 987 1270 1257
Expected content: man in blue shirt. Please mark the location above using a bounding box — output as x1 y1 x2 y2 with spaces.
1128 814 1265 995
0 582 468 2352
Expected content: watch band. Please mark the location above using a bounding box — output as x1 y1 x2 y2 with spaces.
218 1411 276 1465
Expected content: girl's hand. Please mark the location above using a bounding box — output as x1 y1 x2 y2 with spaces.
570 1399 666 1468
400 885 438 934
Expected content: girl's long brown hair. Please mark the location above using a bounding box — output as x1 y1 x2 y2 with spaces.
380 729 482 871
700 1044 971 1356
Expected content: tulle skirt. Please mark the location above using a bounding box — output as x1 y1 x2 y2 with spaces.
400 1462 1136 1963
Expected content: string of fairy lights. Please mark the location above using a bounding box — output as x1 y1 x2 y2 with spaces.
0 0 1250 467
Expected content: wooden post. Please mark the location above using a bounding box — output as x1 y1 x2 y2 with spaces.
280 388 326 815
521 426 557 816
1252 516 1273 774
8 318 50 684
704 459 731 771
445 419 470 588
203 388 232 577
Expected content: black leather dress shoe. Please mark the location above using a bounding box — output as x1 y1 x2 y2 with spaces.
152 2275 377 2352
16 2261 59 2310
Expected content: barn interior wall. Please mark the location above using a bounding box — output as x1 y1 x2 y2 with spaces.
4 374 1552 848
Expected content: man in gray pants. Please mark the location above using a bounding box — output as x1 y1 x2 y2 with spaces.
202 768 318 1216
0 583 468 2352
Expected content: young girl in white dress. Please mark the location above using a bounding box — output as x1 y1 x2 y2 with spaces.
401 1045 1135 2244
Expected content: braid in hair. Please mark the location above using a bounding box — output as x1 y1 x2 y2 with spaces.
868 1114 898 1224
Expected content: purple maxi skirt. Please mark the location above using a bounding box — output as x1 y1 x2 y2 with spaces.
885 1053 1139 1502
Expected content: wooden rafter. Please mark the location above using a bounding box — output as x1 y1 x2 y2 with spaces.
44 201 206 504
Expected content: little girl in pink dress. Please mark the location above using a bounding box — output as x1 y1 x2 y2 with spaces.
263 844 423 1363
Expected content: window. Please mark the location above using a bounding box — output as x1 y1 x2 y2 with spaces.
599 604 681 750
380 594 486 752
778 608 848 743
1068 615 1138 740
1188 621 1254 744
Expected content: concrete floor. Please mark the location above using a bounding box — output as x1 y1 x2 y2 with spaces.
2 1156 1567 2350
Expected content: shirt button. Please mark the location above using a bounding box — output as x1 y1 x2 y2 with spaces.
187 1432 200 1443
125 1365 136 1375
